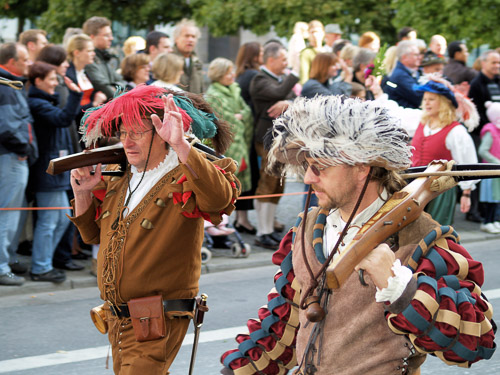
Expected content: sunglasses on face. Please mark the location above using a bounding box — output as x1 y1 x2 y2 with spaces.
115 129 153 141
303 161 331 176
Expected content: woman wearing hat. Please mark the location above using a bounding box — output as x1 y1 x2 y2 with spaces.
411 79 479 224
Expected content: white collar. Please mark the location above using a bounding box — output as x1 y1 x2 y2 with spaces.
123 150 179 216
261 66 280 80
324 189 389 257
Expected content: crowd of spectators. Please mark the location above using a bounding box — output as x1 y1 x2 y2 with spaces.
1 16 500 286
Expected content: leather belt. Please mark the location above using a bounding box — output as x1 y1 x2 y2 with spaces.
109 298 195 319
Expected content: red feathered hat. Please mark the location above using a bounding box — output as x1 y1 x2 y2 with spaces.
80 85 193 146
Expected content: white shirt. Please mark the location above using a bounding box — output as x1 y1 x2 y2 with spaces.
76 69 93 91
422 123 478 190
123 151 179 216
151 80 183 92
323 189 413 303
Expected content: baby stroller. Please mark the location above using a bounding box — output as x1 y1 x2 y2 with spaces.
201 215 251 264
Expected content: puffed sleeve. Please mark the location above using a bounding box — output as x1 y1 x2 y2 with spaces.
386 225 496 367
220 231 300 374
172 148 240 225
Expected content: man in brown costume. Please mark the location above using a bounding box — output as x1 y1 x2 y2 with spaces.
220 96 495 374
69 85 239 374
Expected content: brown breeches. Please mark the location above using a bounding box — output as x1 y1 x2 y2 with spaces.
254 142 285 204
107 314 190 374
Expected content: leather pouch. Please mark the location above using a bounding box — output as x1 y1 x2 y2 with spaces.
127 295 166 342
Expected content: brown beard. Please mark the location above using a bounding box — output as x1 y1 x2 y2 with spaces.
311 184 339 211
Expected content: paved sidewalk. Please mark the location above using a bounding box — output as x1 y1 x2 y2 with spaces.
1 178 498 297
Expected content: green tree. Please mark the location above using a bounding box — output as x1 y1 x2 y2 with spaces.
37 0 191 42
391 0 500 48
0 0 48 37
191 0 397 44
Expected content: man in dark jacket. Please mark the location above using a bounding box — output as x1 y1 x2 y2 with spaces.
249 42 298 249
383 41 423 108
469 50 500 136
443 41 478 87
83 16 125 100
0 43 38 286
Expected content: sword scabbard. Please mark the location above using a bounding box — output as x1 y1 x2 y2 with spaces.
189 293 209 375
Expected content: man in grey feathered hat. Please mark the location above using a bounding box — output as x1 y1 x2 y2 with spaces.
220 96 495 375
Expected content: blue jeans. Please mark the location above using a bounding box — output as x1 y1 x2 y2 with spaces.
31 191 70 274
0 154 29 275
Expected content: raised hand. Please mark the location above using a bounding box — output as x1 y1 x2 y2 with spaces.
64 76 81 93
151 94 191 162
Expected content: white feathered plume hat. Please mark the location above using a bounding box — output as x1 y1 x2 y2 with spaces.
265 96 413 177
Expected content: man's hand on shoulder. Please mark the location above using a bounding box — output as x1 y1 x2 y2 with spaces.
355 243 395 290
71 164 102 193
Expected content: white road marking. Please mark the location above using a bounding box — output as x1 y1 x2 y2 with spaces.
2 288 500 373
0 325 246 373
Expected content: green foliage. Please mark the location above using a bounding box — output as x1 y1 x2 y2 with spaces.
0 0 48 21
38 0 113 42
5 0 500 49
391 0 500 48
37 0 191 42
191 0 398 43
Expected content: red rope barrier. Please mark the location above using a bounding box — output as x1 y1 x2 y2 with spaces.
0 191 315 210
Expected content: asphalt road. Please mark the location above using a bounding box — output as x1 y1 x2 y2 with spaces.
0 238 499 375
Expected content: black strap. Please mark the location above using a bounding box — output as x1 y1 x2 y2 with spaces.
109 298 195 318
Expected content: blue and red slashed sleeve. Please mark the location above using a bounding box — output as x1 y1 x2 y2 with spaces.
387 226 496 367
221 231 300 374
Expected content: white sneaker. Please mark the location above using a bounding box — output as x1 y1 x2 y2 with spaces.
480 223 500 234
493 221 500 230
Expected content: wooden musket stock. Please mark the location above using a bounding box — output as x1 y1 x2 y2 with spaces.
46 144 126 175
326 162 449 289
46 138 224 176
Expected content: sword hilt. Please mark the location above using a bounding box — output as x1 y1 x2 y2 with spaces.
195 293 208 327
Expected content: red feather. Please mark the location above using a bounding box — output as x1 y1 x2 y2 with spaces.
83 84 193 137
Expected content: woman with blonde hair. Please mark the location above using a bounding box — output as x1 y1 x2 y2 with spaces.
122 36 146 56
411 79 478 224
205 57 255 233
151 53 184 92
66 34 106 112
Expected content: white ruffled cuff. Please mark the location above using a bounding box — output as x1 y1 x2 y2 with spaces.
375 259 413 303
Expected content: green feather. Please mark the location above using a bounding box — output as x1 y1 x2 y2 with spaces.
172 95 218 140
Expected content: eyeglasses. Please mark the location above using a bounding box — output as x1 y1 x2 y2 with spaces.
303 161 331 176
115 129 152 141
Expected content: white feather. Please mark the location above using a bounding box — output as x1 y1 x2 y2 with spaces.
268 96 412 176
